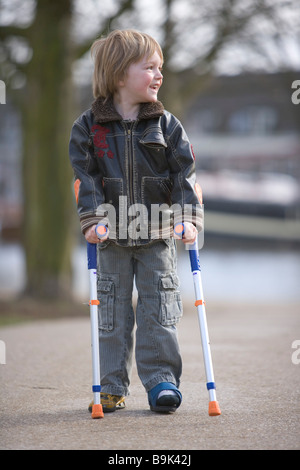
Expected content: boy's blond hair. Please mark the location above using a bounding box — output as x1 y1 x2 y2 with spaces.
91 29 163 100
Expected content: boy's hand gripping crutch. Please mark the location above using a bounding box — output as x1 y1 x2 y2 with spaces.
86 223 108 419
174 223 221 416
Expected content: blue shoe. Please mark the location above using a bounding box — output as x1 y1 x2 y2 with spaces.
148 382 182 413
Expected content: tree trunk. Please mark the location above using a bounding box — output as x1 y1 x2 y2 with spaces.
22 0 75 299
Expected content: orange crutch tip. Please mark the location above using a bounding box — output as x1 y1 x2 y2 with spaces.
208 400 221 416
91 404 104 419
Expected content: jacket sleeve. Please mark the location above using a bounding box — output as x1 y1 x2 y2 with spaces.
165 115 204 233
69 116 105 234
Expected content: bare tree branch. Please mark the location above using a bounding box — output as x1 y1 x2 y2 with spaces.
74 0 135 59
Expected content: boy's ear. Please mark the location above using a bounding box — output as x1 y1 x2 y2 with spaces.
118 69 128 88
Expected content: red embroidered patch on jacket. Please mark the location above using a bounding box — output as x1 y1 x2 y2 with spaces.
91 125 114 159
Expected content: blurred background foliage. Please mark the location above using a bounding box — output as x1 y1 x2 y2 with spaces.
0 0 299 302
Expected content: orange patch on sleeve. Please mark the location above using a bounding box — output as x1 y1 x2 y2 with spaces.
194 182 203 204
74 179 80 205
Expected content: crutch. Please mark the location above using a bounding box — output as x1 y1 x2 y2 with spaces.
86 223 108 419
174 223 221 416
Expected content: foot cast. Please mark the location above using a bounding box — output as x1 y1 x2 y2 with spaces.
88 382 182 414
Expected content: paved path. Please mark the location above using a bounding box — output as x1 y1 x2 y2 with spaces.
0 301 299 450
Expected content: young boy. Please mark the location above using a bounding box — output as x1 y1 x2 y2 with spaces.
69 29 203 413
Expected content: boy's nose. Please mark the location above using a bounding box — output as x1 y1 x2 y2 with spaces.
155 68 163 79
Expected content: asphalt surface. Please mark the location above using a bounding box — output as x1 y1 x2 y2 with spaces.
0 300 299 451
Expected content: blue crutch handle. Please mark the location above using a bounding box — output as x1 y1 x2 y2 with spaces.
174 222 185 238
174 223 200 272
87 223 108 269
87 242 97 270
95 223 108 239
188 238 201 272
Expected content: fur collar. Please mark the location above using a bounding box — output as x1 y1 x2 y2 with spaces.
91 97 164 123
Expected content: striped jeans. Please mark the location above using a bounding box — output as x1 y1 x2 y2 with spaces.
97 238 183 396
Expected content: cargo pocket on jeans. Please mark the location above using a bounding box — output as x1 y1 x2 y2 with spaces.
159 273 183 326
97 279 115 331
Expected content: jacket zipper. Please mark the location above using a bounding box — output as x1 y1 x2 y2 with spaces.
127 124 135 207
125 121 136 245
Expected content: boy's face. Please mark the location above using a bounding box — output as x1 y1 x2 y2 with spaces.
118 51 163 104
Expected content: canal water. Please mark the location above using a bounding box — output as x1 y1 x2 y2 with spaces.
1 240 300 304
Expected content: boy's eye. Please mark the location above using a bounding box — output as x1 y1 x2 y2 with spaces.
147 65 163 73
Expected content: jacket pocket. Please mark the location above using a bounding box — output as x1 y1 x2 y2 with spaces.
142 176 172 206
97 279 115 331
139 128 168 173
102 177 123 205
142 176 173 232
140 127 167 148
159 273 183 326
